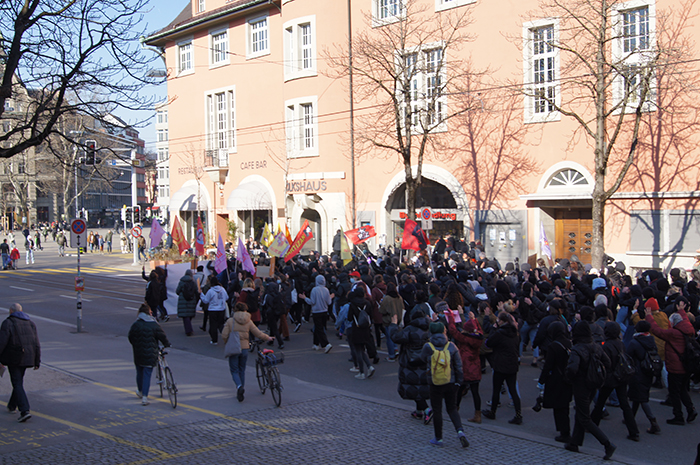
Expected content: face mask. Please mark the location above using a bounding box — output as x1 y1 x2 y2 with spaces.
277 280 281 284
350 278 355 283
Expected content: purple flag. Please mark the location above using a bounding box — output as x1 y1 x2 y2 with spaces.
540 222 552 260
237 237 256 275
214 234 227 274
149 220 166 248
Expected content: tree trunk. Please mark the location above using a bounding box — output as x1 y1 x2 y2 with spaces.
591 191 605 271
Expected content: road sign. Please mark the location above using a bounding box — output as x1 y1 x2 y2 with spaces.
70 218 87 248
420 207 433 231
131 225 142 238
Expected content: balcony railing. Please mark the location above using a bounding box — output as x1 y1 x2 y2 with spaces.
205 149 229 168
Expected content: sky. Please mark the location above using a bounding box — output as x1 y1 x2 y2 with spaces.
115 0 190 152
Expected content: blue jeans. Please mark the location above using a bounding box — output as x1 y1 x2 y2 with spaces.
8 366 30 414
228 350 248 388
519 321 539 358
384 324 397 358
136 365 154 397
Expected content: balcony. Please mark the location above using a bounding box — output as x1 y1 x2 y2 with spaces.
204 149 229 184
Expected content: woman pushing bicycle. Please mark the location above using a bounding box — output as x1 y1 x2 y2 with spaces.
222 302 273 402
128 303 171 406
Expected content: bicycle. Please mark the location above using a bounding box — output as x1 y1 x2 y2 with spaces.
250 339 284 407
155 345 177 408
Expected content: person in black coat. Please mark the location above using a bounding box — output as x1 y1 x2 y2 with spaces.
128 303 170 406
538 321 572 442
392 309 431 420
564 322 616 460
626 320 661 434
0 303 40 422
482 312 523 424
590 322 640 440
533 299 570 355
348 287 376 379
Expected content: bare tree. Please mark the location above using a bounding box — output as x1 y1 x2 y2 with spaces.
0 0 157 160
523 0 681 269
610 0 700 268
326 0 476 219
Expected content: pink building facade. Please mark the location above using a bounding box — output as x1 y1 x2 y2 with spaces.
145 0 700 272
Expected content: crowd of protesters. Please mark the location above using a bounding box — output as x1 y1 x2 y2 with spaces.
143 234 700 458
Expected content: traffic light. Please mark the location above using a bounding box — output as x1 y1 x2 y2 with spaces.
121 206 127 222
133 206 140 223
85 140 96 165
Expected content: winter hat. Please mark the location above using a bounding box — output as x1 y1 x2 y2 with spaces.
635 320 651 333
645 297 660 311
429 322 445 334
592 277 607 290
483 267 495 274
434 301 449 313
572 321 593 343
505 262 515 272
615 261 626 273
584 264 593 272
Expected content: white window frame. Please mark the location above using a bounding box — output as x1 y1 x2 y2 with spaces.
285 96 319 158
523 19 561 124
612 0 656 113
177 38 194 76
197 0 205 13
283 16 317 81
396 42 448 134
247 14 270 59
204 86 237 157
157 129 168 142
435 0 475 13
210 27 230 68
373 0 406 27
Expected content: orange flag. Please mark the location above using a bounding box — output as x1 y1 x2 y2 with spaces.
171 216 190 254
284 223 293 245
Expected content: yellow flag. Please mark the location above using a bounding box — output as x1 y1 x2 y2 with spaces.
261 223 273 247
340 227 353 266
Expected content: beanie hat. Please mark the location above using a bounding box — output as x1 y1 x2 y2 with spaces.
645 297 660 311
592 277 607 290
429 322 445 334
635 320 651 333
434 301 449 313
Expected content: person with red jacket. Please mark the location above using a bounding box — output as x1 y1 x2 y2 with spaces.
445 306 483 424
645 303 697 425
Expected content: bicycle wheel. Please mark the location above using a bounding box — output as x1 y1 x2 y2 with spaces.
256 359 267 394
269 367 282 407
164 367 177 408
157 363 164 398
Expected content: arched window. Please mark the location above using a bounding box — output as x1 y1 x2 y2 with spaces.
546 169 589 188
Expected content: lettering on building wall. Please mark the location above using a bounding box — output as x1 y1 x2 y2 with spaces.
240 160 267 170
399 211 457 221
177 167 203 175
286 180 327 193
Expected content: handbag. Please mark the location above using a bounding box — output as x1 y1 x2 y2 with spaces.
224 330 242 358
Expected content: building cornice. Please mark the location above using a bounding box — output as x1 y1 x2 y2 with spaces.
143 0 275 46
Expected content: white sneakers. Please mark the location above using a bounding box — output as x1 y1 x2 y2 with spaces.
142 396 149 406
312 345 320 350
324 344 332 354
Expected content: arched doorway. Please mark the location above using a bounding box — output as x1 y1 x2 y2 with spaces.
300 209 321 255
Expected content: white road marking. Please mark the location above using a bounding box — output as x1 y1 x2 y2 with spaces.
60 295 92 302
0 307 76 328
125 306 139 311
10 286 34 292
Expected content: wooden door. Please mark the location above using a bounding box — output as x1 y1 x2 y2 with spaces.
555 218 593 264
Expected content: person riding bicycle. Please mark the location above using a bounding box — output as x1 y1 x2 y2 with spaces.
128 303 170 406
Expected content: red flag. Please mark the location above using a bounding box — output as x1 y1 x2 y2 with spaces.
171 216 190 254
345 225 376 245
283 219 313 262
194 216 205 256
401 219 428 251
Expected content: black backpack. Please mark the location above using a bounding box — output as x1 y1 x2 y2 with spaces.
182 280 197 301
613 348 636 383
353 305 371 329
585 347 606 389
640 346 663 378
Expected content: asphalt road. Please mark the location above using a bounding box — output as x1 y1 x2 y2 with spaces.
0 234 697 464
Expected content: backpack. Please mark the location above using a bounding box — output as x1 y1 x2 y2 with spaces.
613 348 636 383
182 279 197 301
640 346 663 378
353 305 371 329
585 347 606 389
428 342 452 385
265 293 286 317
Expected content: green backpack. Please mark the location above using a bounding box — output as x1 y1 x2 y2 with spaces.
428 342 452 385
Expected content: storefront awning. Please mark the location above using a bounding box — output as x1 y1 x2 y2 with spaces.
169 184 209 212
227 181 272 211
